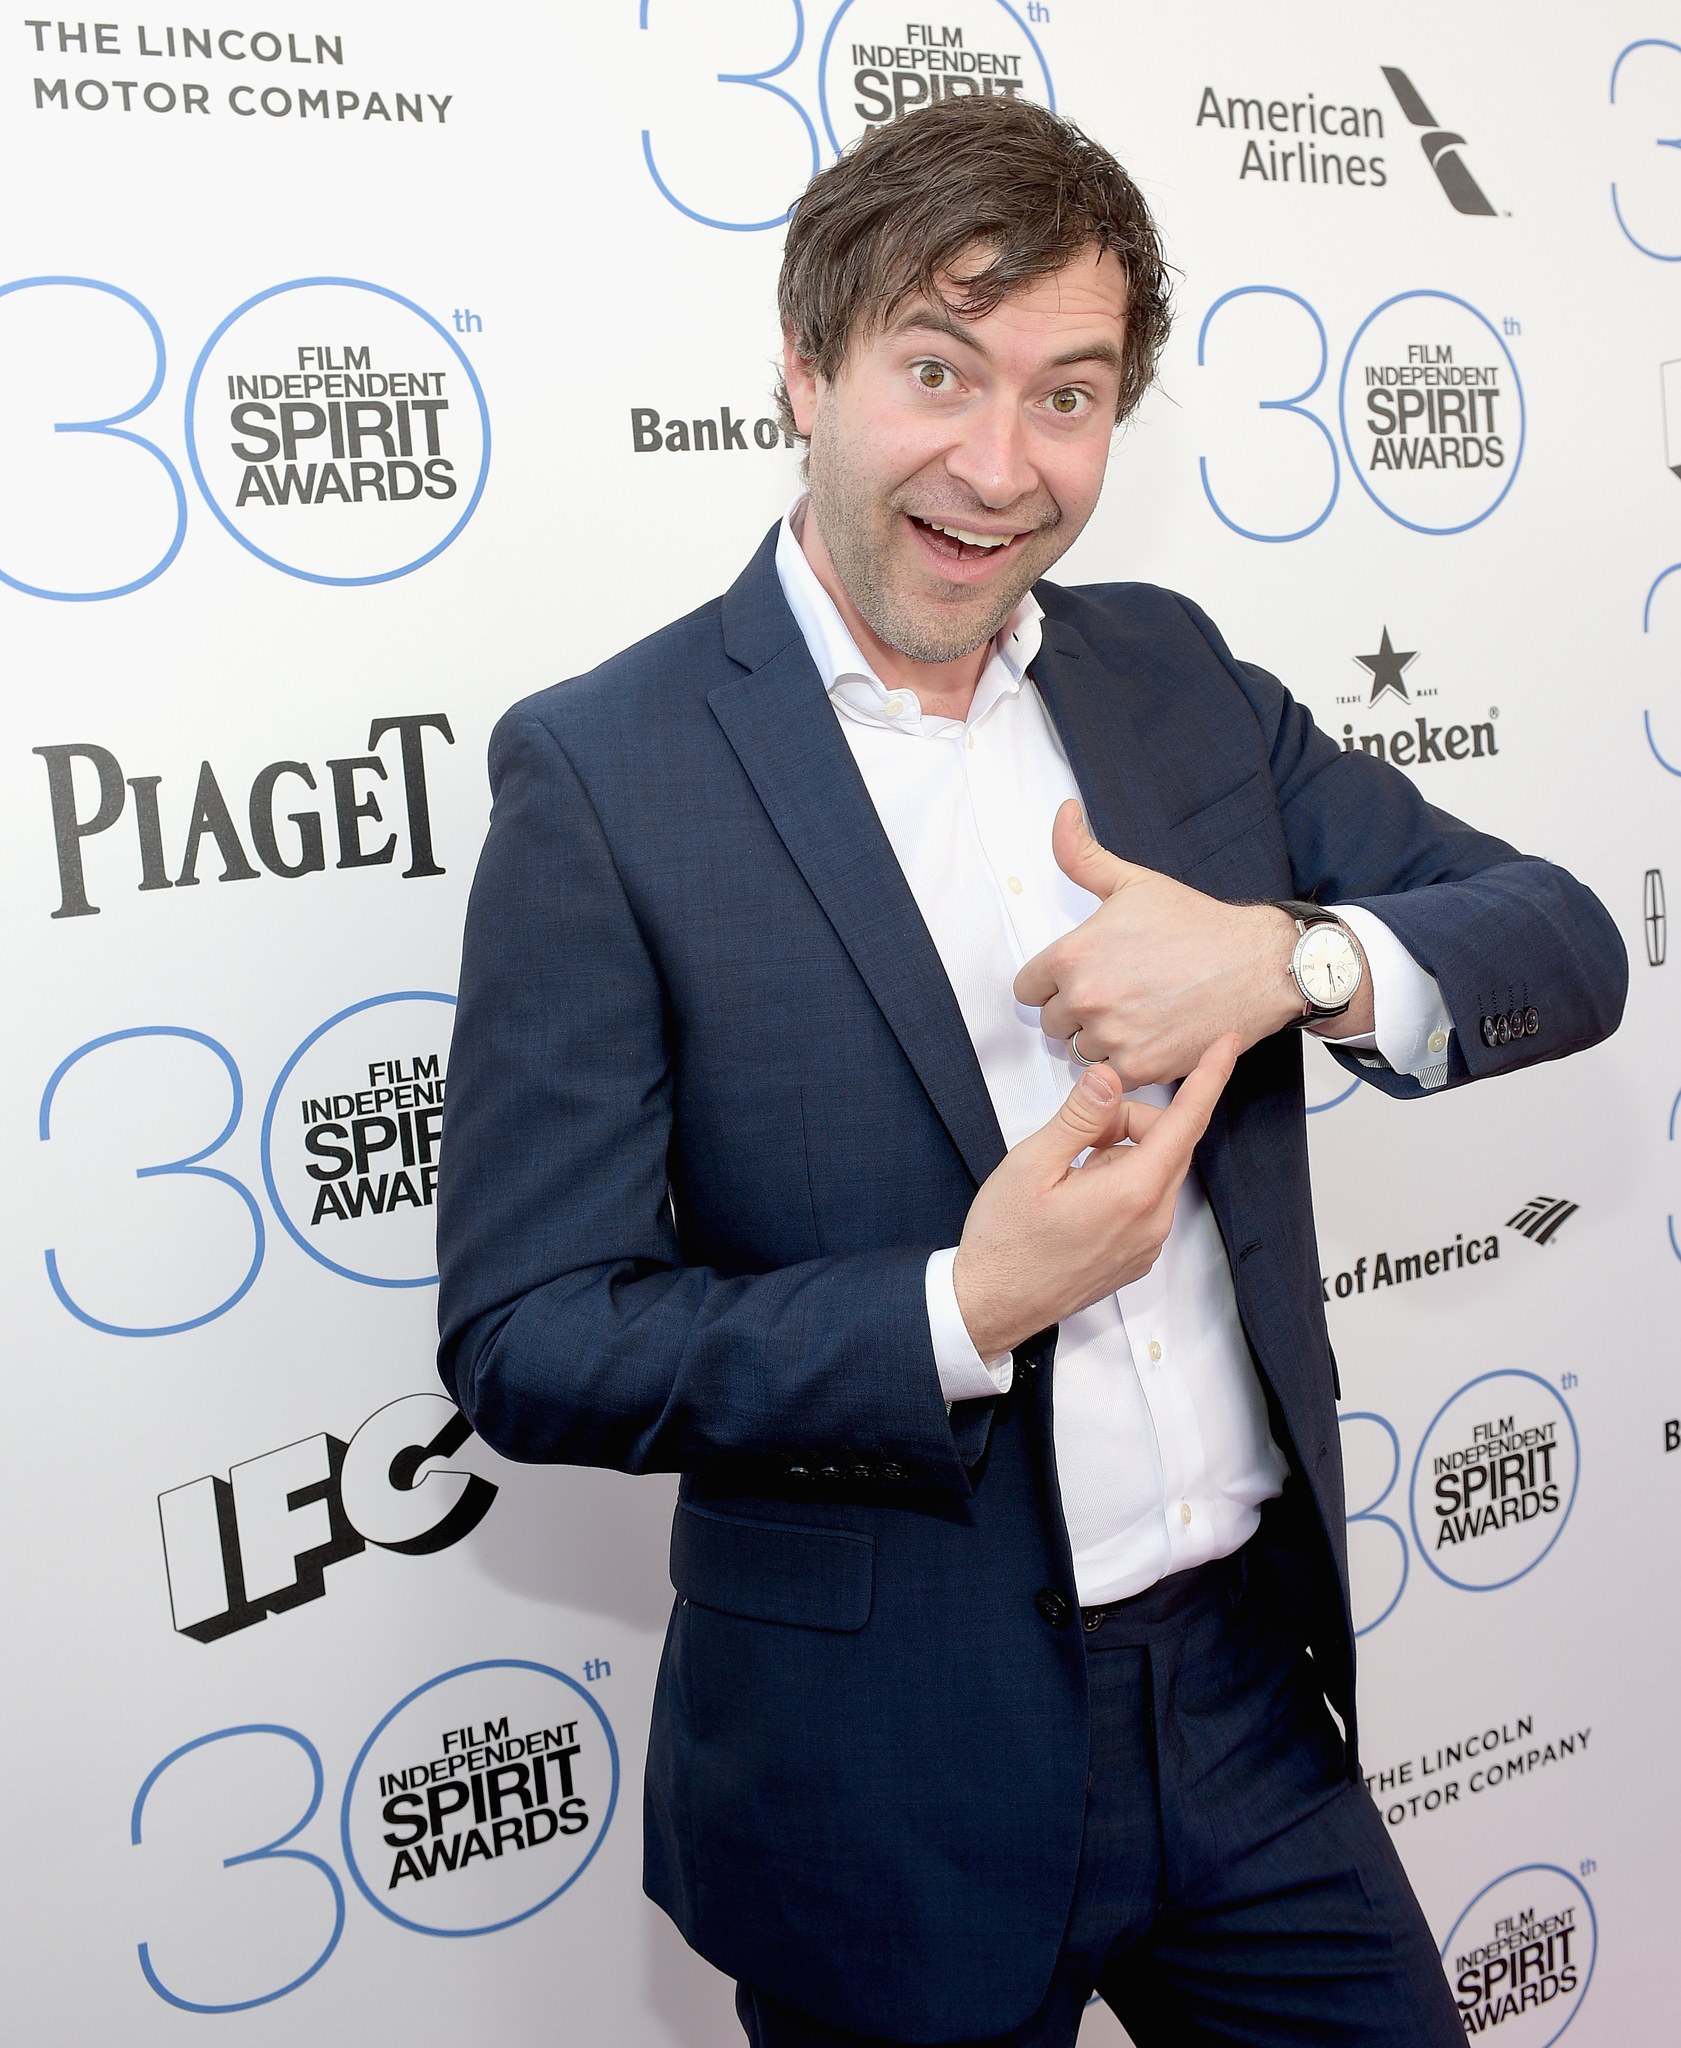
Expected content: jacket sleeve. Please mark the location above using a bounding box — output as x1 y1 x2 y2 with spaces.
436 708 984 1492
1174 596 1629 1100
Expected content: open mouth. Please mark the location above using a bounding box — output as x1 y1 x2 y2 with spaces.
908 515 1027 567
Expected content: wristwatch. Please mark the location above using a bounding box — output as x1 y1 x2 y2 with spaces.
1271 900 1363 1024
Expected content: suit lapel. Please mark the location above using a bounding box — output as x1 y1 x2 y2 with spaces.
711 539 1006 1188
1029 615 1178 879
1030 611 1235 1173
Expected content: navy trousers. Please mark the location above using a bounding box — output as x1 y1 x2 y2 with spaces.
735 1551 1464 2047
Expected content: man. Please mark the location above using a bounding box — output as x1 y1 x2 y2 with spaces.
438 97 1624 2046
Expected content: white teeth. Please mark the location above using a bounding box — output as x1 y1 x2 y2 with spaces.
927 522 1011 548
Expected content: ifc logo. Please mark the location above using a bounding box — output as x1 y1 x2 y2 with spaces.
186 278 490 585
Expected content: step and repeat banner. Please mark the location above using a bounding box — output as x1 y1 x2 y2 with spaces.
3 3 1677 2043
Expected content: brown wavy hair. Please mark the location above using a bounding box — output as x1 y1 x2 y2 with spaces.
774 94 1171 441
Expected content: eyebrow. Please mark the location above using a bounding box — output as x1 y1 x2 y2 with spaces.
889 305 1124 375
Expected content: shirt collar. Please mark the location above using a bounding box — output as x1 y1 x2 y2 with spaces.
775 494 1043 737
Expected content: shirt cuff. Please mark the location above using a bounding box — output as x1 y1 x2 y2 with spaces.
1327 903 1453 1090
925 1248 1015 1402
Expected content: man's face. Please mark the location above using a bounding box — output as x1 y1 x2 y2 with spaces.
785 245 1129 665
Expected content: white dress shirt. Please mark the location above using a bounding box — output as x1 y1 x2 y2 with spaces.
775 500 1452 1604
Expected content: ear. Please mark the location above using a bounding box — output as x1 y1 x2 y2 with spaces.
781 327 820 437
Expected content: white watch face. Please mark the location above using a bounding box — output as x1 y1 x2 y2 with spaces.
1296 924 1362 1008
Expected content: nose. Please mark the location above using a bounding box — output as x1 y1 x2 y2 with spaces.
942 391 1039 509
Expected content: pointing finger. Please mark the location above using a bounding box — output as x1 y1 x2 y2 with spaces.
1134 1034 1241 1175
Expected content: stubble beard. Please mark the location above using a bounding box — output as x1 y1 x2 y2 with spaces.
806 417 1066 666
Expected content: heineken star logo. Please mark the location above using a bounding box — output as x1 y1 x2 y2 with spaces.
1355 627 1418 705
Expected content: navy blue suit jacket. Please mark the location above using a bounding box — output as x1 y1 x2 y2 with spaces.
437 527 1625 2039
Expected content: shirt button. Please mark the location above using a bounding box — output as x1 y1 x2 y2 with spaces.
1007 876 1023 894
1179 1501 1192 1526
966 733 975 751
1148 1339 1162 1362
885 699 904 717
1428 1028 1447 1054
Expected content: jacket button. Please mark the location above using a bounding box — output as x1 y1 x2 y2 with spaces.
1495 1013 1512 1045
849 1464 873 1483
787 1465 811 1480
1034 1587 1072 1628
880 1461 906 1482
819 1465 842 1483
1524 1005 1540 1036
1481 1015 1498 1048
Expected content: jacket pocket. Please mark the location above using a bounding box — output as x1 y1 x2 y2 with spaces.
670 1502 875 1632
1169 770 1285 888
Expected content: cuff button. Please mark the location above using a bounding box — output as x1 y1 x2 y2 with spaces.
1524 1006 1540 1036
1481 1015 1498 1048
1495 1013 1513 1045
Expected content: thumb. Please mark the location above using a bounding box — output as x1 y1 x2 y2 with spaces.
1051 798 1133 901
1015 1061 1124 1180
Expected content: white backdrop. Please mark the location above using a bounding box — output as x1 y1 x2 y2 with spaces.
3 4 1677 2042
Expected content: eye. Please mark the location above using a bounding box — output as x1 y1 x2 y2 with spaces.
914 360 955 391
1046 387 1088 417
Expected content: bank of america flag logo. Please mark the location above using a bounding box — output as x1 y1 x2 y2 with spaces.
1507 1195 1579 1246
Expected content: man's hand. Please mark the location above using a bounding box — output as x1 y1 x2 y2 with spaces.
952 1034 1241 1361
1013 802 1364 1087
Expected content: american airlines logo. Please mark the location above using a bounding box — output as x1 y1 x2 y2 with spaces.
1382 67 1495 216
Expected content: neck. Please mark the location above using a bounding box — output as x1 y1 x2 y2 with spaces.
797 501 991 722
